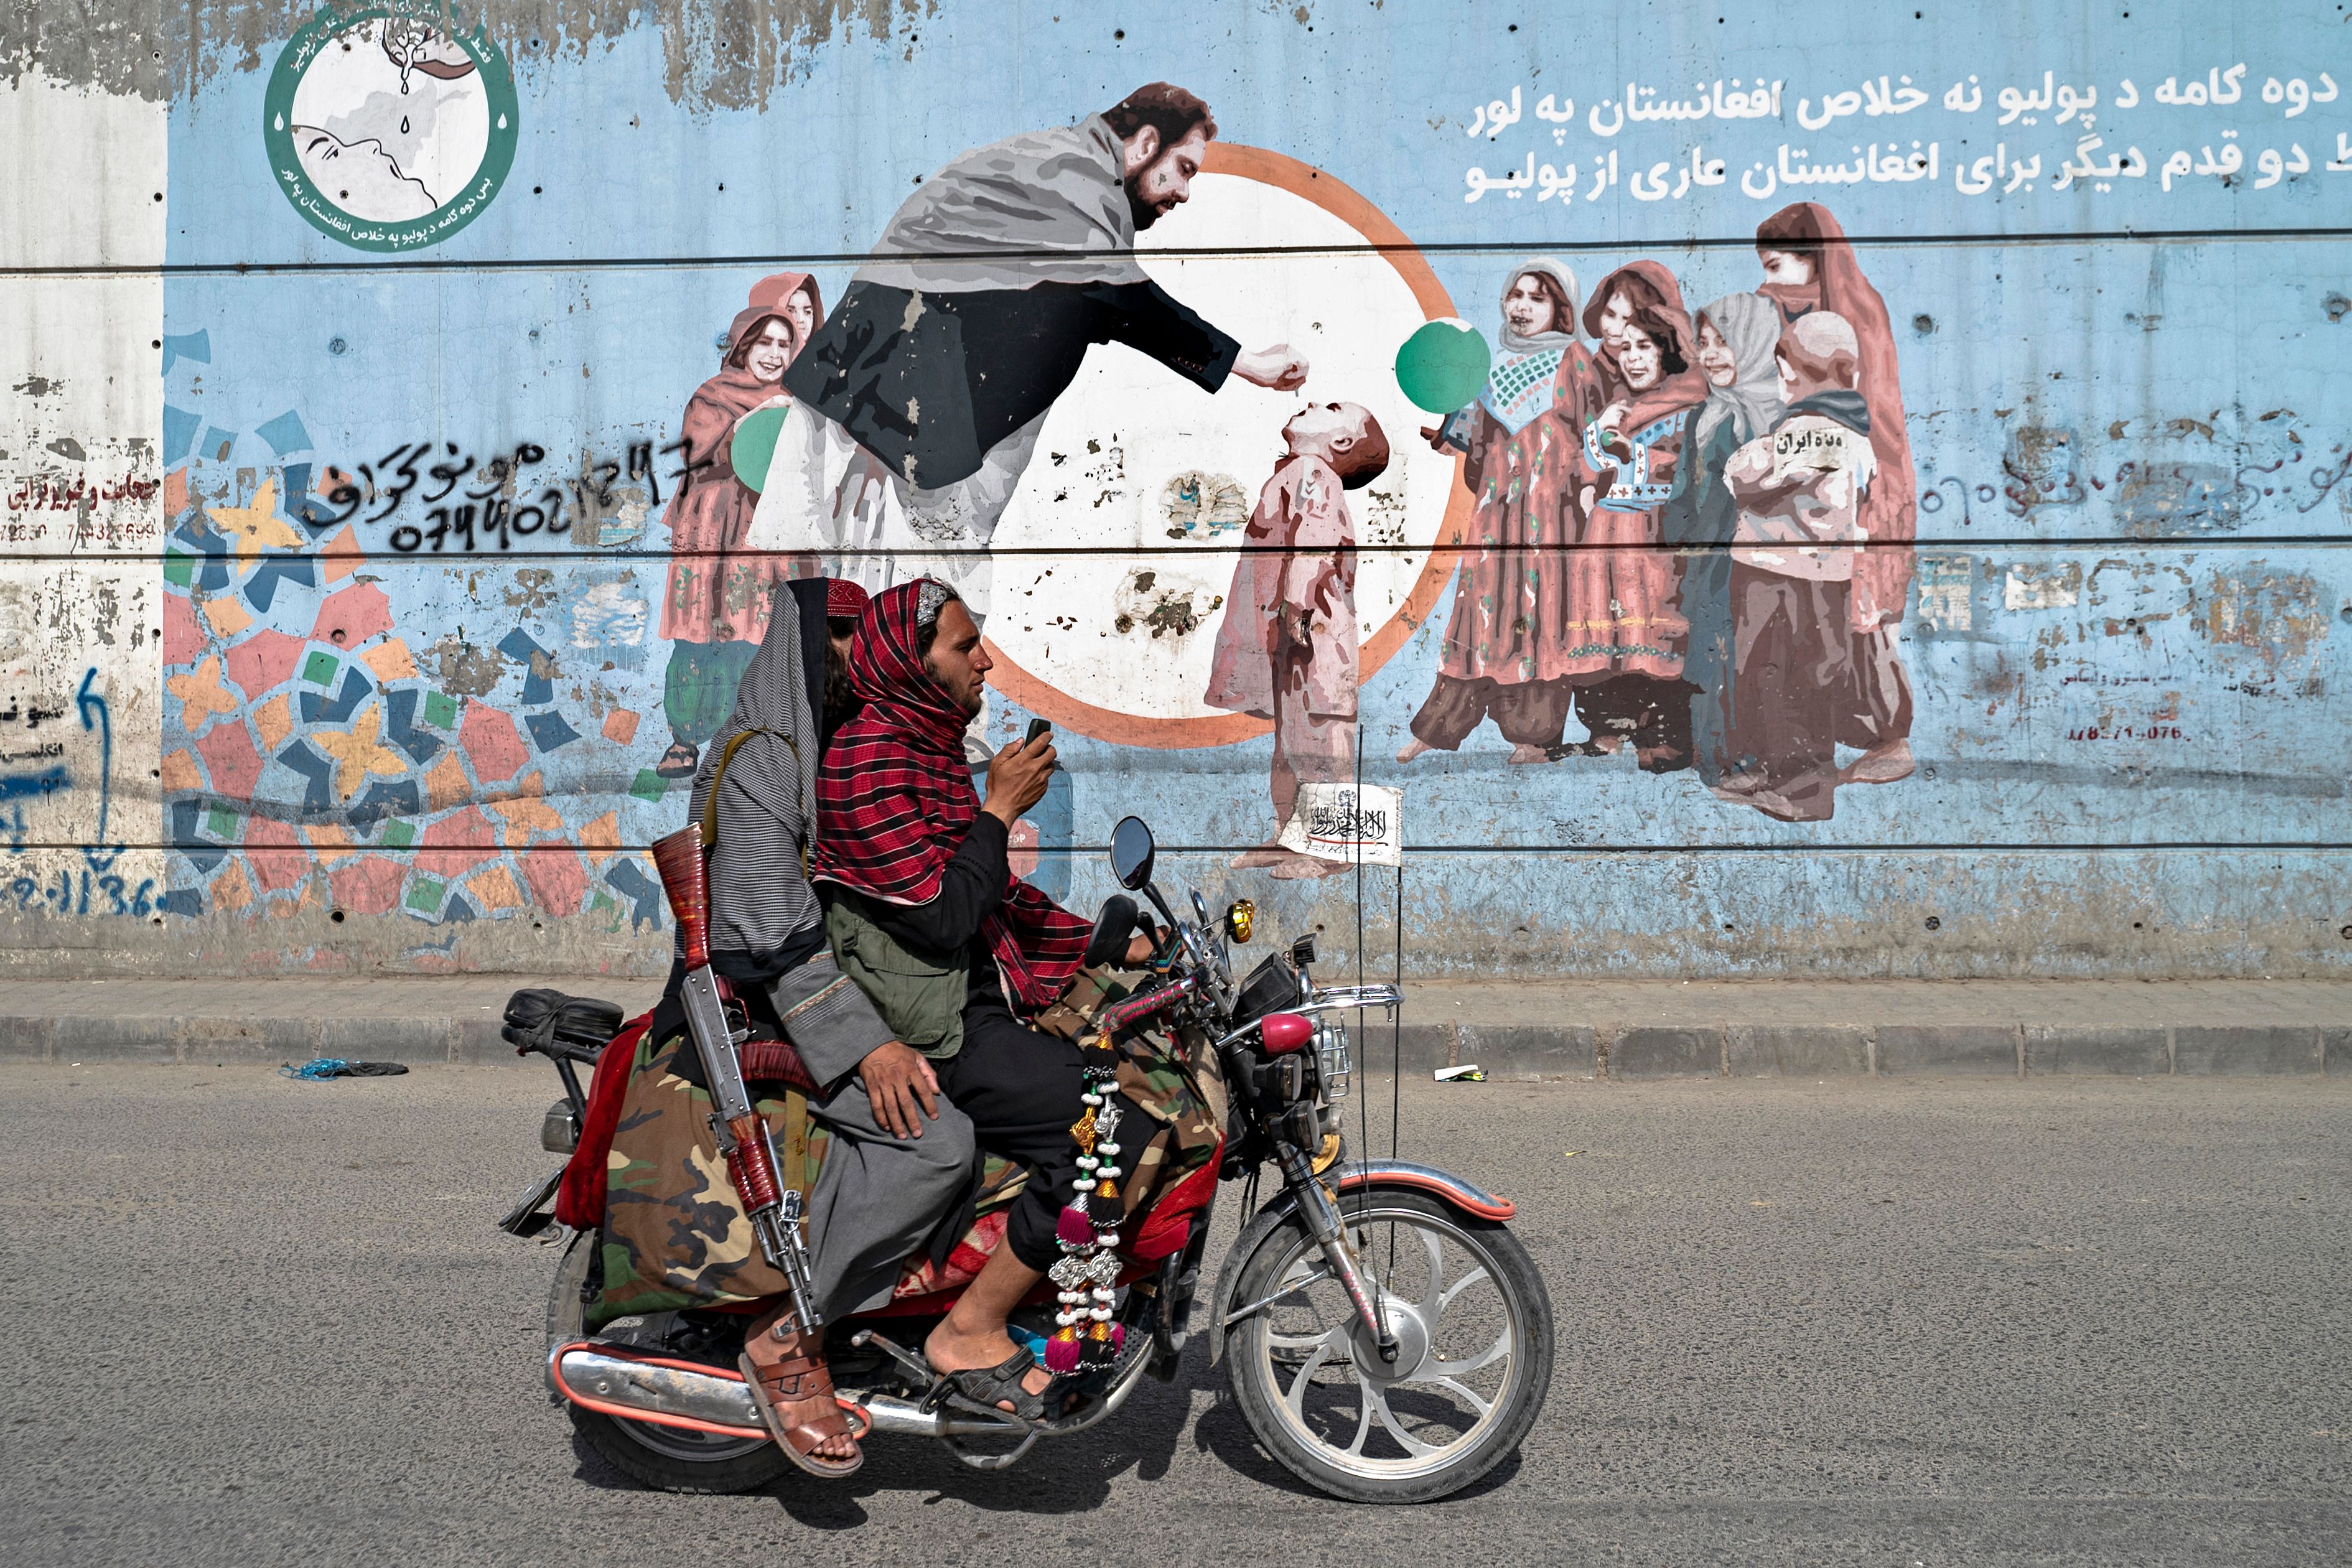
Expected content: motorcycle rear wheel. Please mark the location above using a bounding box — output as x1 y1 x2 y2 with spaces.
1224 1188 1552 1503
546 1228 790 1495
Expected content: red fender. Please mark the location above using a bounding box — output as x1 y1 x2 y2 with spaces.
1332 1160 1515 1221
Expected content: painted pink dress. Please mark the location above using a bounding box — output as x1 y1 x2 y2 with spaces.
1436 344 1604 686
1552 400 1700 681
1550 261 1712 685
660 308 792 650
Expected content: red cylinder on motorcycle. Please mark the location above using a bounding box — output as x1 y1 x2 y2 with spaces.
648 827 712 971
1261 1013 1313 1055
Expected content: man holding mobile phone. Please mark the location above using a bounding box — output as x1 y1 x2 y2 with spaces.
815 581 1164 1420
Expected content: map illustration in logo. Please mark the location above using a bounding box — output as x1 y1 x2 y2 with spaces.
264 5 518 251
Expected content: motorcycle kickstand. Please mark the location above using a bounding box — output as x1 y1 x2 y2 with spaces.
946 1430 1042 1472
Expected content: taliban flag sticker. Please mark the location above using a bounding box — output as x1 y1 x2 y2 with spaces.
263 2 518 252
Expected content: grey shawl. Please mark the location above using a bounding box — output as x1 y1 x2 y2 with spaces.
688 579 896 1083
852 114 1149 295
689 581 822 963
1694 291 1786 452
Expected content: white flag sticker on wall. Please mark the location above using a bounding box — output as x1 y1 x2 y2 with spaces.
1279 783 1403 867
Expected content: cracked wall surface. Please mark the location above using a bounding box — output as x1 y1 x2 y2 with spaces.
6 0 2349 979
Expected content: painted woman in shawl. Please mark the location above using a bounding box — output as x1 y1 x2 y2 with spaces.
1664 294 1785 785
1397 259 1604 765
654 273 826 778
1551 261 1710 770
1754 205 1916 785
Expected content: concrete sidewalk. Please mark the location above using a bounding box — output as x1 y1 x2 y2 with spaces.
4 973 2345 1078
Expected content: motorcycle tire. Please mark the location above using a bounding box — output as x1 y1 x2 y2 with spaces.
1223 1187 1552 1504
545 1228 790 1495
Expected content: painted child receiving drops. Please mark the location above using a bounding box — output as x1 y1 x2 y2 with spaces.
1205 402 1393 879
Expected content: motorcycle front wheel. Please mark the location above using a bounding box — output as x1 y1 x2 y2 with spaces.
1223 1188 1552 1503
545 1228 789 1495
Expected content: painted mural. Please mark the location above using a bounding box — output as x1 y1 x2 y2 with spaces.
4 0 2349 979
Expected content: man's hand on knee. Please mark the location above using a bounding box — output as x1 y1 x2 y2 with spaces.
859 1040 941 1139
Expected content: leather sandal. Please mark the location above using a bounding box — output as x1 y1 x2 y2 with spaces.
738 1309 867 1480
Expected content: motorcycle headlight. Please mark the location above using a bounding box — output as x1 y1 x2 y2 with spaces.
1312 1017 1351 1104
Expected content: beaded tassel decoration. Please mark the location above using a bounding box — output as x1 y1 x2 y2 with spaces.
1045 1035 1127 1374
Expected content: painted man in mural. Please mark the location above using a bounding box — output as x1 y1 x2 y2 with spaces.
749 83 1309 674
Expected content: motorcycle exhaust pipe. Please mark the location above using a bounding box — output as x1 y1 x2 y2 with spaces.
548 1342 1020 1441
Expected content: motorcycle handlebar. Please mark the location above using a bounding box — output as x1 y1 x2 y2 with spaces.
1304 984 1404 1012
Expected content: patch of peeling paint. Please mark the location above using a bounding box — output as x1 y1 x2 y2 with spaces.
4 0 924 111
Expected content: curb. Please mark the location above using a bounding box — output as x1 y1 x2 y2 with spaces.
3 1011 508 1066
6 1012 2348 1079
1382 1020 2348 1080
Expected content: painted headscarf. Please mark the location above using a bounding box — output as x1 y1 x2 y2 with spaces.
679 306 794 475
813 581 1090 1011
1478 258 1584 435
1694 292 1785 453
1753 202 1915 544
689 577 831 963
1580 260 1710 429
745 271 826 338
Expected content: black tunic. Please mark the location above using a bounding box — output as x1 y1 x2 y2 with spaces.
781 279 1241 490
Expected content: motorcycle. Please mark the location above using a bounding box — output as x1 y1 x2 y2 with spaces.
499 816 1553 1504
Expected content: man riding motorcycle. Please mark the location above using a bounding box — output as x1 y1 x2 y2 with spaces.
815 580 1159 1419
539 572 1552 1503
632 576 973 1478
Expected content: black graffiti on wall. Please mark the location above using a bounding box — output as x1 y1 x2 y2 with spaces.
324 438 681 552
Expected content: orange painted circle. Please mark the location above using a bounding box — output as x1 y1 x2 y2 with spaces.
980 141 1474 752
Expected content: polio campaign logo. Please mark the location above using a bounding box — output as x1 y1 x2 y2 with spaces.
264 3 518 251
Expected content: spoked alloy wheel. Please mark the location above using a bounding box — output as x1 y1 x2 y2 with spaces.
544 1228 787 1493
1225 1189 1552 1503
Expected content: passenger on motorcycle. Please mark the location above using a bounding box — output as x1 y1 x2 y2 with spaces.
816 579 1160 1419
651 576 978 1478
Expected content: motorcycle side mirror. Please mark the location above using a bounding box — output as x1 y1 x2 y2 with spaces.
1083 894 1142 970
1109 815 1157 891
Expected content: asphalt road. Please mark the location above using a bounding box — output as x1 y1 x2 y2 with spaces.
2 1063 2347 1566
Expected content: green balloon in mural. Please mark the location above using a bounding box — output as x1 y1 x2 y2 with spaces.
730 404 790 492
1394 319 1491 414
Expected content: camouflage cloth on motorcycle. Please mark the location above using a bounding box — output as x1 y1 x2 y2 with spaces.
591 970 1224 1329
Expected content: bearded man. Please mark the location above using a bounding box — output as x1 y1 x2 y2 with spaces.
815 580 1159 1418
749 83 1308 650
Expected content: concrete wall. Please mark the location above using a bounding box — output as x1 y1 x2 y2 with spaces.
4 0 2347 980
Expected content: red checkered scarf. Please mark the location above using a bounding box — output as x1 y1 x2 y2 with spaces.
813 581 1088 1011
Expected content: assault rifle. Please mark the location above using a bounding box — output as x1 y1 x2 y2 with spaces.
647 826 824 1330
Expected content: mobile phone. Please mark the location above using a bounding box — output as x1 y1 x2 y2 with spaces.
1025 718 1052 747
